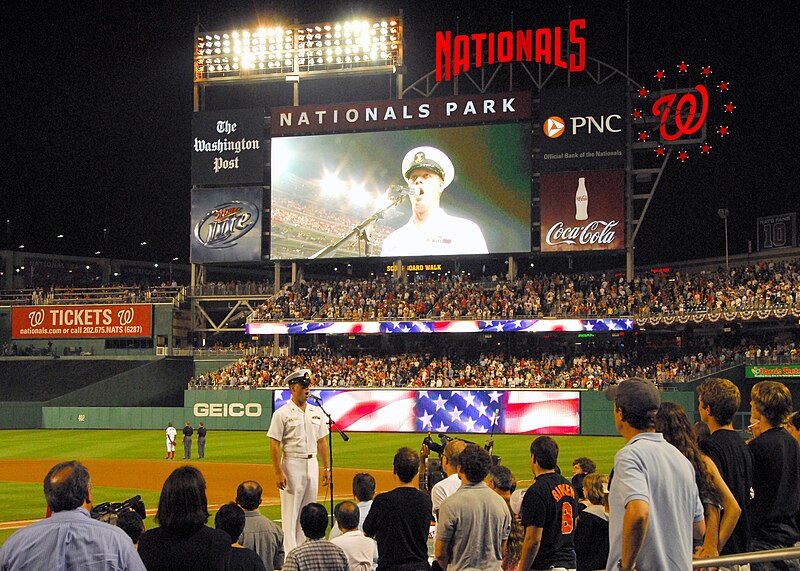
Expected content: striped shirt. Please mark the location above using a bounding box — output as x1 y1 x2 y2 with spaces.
283 538 348 571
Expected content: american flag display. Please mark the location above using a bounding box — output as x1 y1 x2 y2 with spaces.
274 389 580 434
249 318 634 335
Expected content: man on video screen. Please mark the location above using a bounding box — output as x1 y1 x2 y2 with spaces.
380 146 488 257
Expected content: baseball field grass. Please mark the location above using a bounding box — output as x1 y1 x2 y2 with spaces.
0 430 625 547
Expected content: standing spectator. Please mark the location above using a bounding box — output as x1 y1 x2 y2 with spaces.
574 473 609 571
605 378 705 571
655 402 741 563
747 381 800 571
329 473 379 569
267 369 331 553
429 440 467 520
330 501 375 571
571 457 596 503
698 377 753 561
236 480 285 570
363 447 433 571
183 421 194 459
0 461 146 571
435 445 511 570
215 502 267 571
283 503 348 571
138 466 232 571
197 422 207 459
518 436 578 571
486 465 524 571
166 422 177 460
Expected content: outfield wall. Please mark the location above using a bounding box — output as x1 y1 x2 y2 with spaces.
42 406 183 429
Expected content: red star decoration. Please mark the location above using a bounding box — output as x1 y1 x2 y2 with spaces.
632 108 643 120
718 81 729 91
638 86 649 98
654 146 666 157
654 69 666 81
718 126 730 137
678 150 689 162
677 61 689 73
638 131 649 142
724 102 736 113
700 142 712 154
701 66 713 77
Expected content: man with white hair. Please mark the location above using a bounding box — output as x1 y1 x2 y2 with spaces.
381 146 488 256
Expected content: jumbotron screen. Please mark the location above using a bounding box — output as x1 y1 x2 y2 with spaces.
273 389 580 434
270 122 532 260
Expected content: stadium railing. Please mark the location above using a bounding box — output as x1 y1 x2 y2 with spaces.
692 546 800 569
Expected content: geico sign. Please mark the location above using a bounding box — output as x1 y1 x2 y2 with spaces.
569 114 622 134
193 403 262 417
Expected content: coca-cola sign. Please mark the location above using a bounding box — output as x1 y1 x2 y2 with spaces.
540 170 624 252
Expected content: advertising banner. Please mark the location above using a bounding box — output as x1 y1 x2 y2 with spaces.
540 170 625 252
184 389 274 430
746 365 800 379
247 318 635 335
274 389 580 434
757 213 797 251
12 305 152 339
191 108 266 186
190 187 263 263
539 84 625 172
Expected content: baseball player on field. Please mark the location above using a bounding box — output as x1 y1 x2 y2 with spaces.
165 422 177 460
267 369 330 553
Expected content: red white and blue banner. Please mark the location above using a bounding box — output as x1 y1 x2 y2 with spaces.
249 318 633 335
274 389 580 434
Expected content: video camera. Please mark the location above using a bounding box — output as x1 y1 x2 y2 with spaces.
90 495 146 526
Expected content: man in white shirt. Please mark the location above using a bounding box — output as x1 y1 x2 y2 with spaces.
429 439 467 520
165 422 177 460
330 501 375 571
380 146 488 257
268 369 330 553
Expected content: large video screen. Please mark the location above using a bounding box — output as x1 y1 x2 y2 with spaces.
273 389 579 434
270 122 532 260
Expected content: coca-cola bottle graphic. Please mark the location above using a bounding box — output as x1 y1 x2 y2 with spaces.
575 177 588 220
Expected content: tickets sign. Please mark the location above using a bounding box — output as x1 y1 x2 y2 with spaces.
12 305 152 339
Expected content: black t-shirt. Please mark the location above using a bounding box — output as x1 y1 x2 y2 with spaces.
520 472 577 570
138 525 232 571
229 545 267 571
363 486 432 571
183 425 193 437
700 428 753 554
748 427 800 546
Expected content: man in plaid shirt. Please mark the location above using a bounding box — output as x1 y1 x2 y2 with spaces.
283 503 347 571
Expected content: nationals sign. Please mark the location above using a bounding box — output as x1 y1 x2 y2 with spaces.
12 305 152 339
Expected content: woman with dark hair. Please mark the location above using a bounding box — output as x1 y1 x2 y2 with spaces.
655 402 742 563
138 466 232 570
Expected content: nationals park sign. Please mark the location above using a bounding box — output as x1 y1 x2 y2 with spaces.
11 304 152 339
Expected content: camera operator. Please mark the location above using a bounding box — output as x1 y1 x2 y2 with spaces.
422 440 467 521
0 460 146 571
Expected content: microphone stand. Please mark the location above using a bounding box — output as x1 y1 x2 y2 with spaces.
312 396 349 529
308 191 407 259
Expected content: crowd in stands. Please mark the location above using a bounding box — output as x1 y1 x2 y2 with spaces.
188 339 800 390
4 376 800 570
249 259 800 321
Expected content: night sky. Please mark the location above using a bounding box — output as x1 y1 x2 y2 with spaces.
4 1 795 267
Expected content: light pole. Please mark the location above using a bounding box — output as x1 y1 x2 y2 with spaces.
717 208 729 272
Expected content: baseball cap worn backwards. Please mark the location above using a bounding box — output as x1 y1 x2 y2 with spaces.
285 368 311 387
605 377 660 418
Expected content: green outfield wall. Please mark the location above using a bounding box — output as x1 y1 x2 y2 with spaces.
184 389 274 431
42 406 183 429
579 390 696 436
0 402 43 429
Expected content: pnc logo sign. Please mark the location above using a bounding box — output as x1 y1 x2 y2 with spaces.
193 403 262 417
544 116 566 138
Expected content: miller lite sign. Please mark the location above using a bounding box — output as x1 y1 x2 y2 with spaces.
191 188 263 263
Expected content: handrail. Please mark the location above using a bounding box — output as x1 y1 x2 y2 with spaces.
693 546 800 568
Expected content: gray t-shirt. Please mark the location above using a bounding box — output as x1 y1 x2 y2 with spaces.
435 481 511 571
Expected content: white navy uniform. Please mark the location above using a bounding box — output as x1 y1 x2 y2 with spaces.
268 399 329 552
381 208 488 257
165 425 177 453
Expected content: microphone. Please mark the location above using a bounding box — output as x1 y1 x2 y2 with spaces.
308 394 322 404
387 184 420 198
